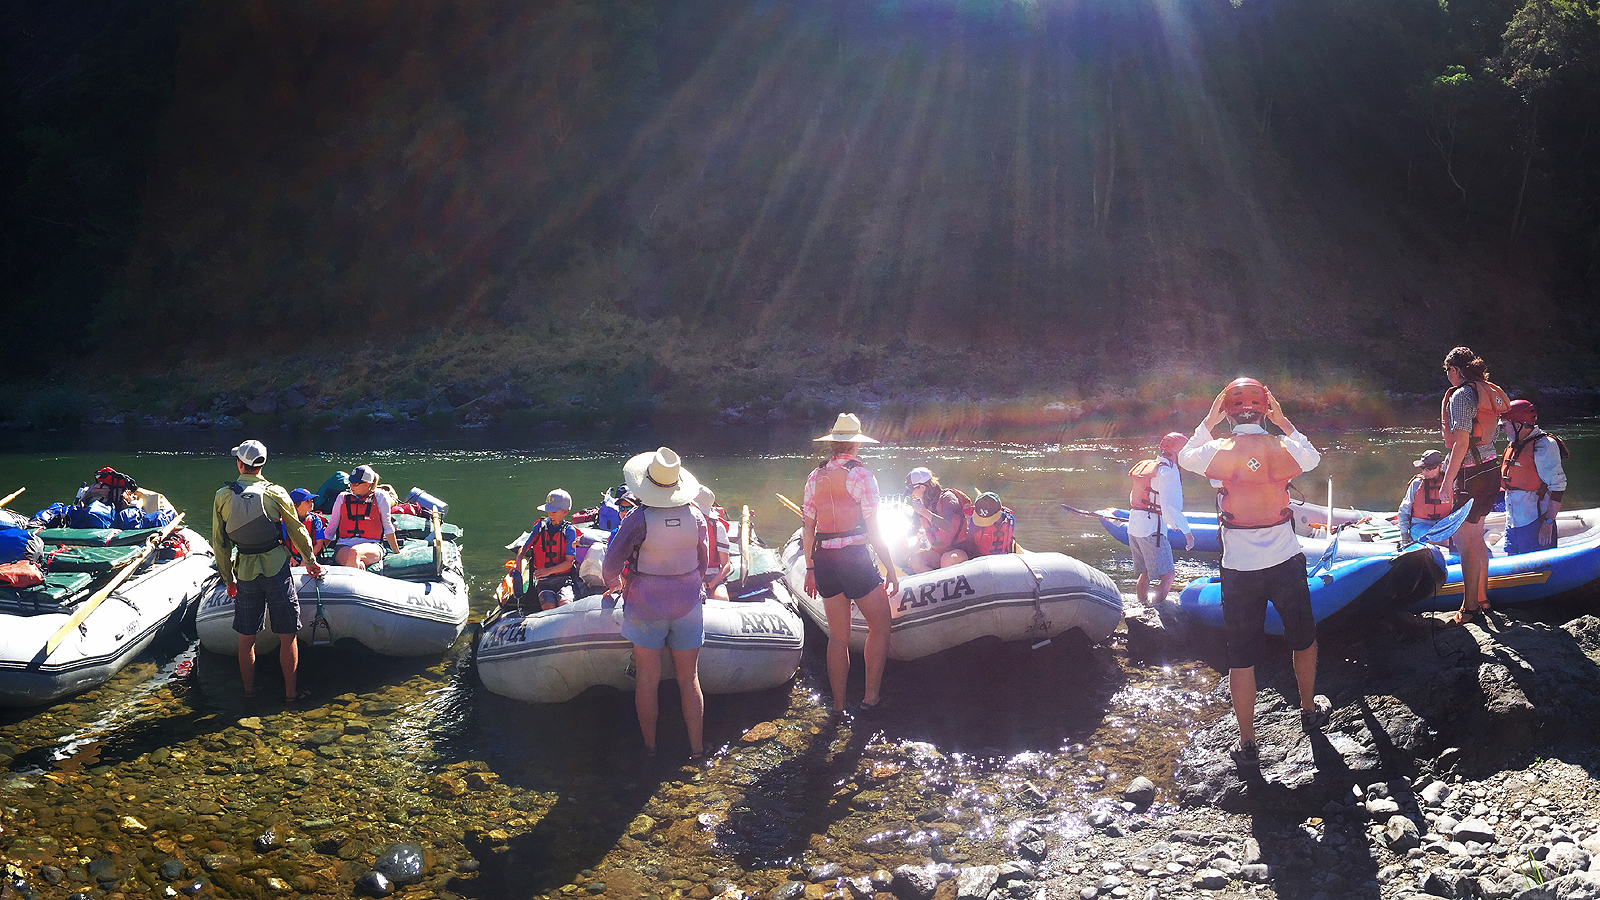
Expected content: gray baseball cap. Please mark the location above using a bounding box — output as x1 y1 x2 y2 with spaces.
540 489 572 512
1413 449 1446 469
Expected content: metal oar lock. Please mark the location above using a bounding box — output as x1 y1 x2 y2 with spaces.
1015 552 1052 649
309 575 333 647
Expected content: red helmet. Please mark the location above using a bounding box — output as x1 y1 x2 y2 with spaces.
1224 377 1269 416
1501 399 1537 425
1158 432 1187 456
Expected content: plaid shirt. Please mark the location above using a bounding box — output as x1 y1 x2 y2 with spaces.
802 454 880 549
1447 384 1501 465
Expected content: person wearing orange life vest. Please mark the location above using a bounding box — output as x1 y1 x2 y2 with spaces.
802 414 900 715
695 486 733 601
1397 450 1453 546
1178 378 1327 769
1499 399 1567 556
962 492 1016 557
327 465 400 570
904 468 972 573
1438 347 1509 624
1127 432 1196 606
509 489 581 611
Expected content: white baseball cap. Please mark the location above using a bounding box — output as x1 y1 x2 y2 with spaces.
231 440 268 467
350 464 379 484
905 467 934 486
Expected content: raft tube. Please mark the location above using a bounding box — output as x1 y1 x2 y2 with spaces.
0 528 216 706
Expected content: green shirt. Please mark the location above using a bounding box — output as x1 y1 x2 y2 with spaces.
212 472 315 585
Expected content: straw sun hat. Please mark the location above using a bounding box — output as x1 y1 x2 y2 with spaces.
623 447 702 508
812 413 879 444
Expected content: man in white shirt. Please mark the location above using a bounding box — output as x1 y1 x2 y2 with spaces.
1179 378 1327 768
1126 432 1195 605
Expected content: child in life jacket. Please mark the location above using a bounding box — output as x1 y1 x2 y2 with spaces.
1397 449 1454 546
509 488 580 611
961 492 1017 557
288 488 330 565
695 486 733 600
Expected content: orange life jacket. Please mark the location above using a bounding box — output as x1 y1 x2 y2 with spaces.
1128 458 1167 513
526 519 573 570
1204 432 1303 528
1441 380 1511 461
812 459 866 541
1501 432 1566 494
334 492 384 541
968 508 1016 556
1409 474 1452 521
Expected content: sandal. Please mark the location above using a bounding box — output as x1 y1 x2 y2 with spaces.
1229 740 1260 767
285 687 313 704
1450 605 1481 626
856 698 884 715
1300 695 1332 732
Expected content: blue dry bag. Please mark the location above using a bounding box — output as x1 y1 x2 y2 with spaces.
69 500 116 529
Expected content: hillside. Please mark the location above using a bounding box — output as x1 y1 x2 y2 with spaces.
3 0 1600 429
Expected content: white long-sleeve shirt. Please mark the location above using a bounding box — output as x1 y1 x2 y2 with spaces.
1179 422 1321 571
1127 459 1192 539
1504 429 1567 527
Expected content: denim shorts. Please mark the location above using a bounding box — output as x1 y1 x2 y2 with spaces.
620 601 705 651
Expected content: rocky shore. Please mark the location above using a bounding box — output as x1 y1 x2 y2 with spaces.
2 608 1599 900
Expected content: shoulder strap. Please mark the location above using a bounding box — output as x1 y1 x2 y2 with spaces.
1553 435 1570 459
226 481 245 495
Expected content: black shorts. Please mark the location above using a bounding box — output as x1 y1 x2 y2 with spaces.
813 544 883 601
1454 459 1501 524
232 561 301 636
1220 553 1315 670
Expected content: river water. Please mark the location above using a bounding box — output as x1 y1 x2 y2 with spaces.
1 422 1596 900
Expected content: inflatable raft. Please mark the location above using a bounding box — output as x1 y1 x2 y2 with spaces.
1166 544 1448 635
196 513 468 657
0 525 216 706
780 528 1124 660
475 516 803 703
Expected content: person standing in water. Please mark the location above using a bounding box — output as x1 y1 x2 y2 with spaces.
1126 432 1195 605
801 414 900 714
1179 379 1326 767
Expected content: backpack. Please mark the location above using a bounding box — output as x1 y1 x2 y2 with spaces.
0 560 45 589
315 471 350 514
30 502 73 529
1 526 39 564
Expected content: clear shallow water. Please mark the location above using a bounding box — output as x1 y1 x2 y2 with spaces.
1 421 1596 899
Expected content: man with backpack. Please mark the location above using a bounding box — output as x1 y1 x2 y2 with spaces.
213 440 322 702
1500 400 1568 556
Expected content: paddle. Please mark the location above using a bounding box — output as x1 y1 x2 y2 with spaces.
775 493 803 517
431 509 445 577
1412 500 1473 546
0 487 23 510
42 512 185 658
1060 504 1114 520
739 505 751 589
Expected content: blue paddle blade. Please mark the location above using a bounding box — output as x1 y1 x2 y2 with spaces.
1412 500 1473 544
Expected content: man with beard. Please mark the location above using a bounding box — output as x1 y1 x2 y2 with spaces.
1179 378 1327 768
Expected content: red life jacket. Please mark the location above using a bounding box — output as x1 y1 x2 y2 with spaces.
1409 474 1452 521
1204 433 1302 528
335 492 384 541
290 511 328 564
811 458 866 541
1128 458 1167 513
1501 432 1567 494
526 520 572 570
968 508 1016 556
1441 381 1511 462
703 505 731 569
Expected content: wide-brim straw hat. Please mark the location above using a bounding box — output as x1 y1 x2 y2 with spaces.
624 447 702 508
812 413 879 444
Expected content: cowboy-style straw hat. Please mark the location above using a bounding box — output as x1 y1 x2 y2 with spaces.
623 447 702 508
812 413 879 444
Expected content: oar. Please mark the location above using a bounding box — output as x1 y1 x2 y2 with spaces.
431 509 445 577
1060 504 1114 520
42 512 185 658
775 493 803 518
0 487 24 509
739 505 751 589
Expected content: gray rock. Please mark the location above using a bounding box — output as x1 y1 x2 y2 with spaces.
1422 781 1453 806
1537 845 1592 879
356 871 394 898
247 394 279 415
254 827 284 852
1077 889 1096 900
1243 838 1263 865
1388 816 1424 852
1241 864 1271 883
200 855 239 873
892 866 937 900
1018 839 1047 861
374 843 424 885
956 866 999 900
1515 871 1600 900
1456 819 1498 844
158 861 185 881
1423 868 1475 897
870 871 895 891
281 390 308 409
1088 810 1115 829
86 857 118 882
770 881 806 900
39 867 64 885
997 862 1037 885
1369 798 1403 818
1192 869 1229 890
1122 777 1156 810
807 863 845 883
